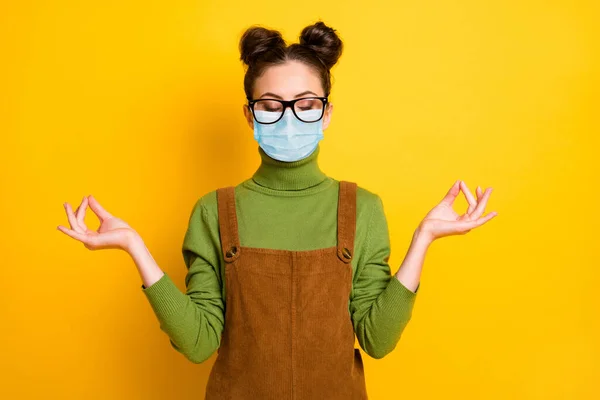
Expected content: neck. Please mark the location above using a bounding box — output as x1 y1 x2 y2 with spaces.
251 144 327 190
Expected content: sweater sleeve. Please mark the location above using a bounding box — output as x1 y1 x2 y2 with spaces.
141 196 225 364
349 194 420 359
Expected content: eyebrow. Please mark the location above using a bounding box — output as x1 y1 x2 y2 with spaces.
258 90 320 99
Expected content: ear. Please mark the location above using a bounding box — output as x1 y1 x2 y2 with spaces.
243 104 254 130
322 102 334 130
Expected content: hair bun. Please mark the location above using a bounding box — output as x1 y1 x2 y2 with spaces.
239 26 286 66
299 21 343 70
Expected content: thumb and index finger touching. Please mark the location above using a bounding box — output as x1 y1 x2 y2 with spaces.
71 195 113 225
441 180 494 209
57 195 112 241
440 179 498 222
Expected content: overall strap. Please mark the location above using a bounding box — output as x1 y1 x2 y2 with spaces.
337 181 357 264
216 186 241 263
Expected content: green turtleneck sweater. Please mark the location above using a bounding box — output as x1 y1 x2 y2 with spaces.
141 144 420 363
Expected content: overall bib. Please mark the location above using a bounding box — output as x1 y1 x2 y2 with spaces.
205 181 368 400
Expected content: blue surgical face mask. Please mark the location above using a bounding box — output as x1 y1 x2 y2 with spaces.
253 108 324 162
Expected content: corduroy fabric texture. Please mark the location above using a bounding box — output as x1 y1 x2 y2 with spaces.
204 181 368 399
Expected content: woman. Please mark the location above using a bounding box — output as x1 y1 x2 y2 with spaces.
57 21 497 399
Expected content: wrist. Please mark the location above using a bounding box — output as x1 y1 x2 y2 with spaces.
413 225 433 248
124 230 145 256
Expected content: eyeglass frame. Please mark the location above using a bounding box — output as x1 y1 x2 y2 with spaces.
246 96 329 125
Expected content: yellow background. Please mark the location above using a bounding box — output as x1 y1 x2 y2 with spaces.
1 1 598 398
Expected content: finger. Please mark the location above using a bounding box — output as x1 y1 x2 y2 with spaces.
76 196 89 231
64 202 85 233
457 212 471 221
87 195 113 221
470 187 494 219
57 224 90 244
476 186 483 201
475 211 498 226
440 180 461 206
463 211 498 230
460 181 478 214
57 225 106 250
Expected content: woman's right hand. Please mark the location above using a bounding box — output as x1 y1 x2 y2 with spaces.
57 195 140 253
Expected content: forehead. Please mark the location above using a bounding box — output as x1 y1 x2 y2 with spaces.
253 60 324 99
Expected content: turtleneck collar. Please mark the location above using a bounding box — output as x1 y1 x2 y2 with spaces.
251 144 328 191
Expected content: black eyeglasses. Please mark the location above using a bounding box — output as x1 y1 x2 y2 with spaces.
247 96 328 124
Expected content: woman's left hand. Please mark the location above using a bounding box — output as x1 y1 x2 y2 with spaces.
417 180 498 244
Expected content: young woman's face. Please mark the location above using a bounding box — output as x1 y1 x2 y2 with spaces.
243 60 334 131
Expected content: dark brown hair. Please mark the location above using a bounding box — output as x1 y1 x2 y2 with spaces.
239 21 343 100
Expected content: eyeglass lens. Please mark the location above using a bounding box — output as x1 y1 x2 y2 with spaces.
253 98 324 123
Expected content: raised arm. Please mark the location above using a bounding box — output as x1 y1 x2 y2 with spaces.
349 194 420 360
57 195 224 364
350 180 497 359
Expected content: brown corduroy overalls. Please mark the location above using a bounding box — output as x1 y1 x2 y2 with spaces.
204 181 368 400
